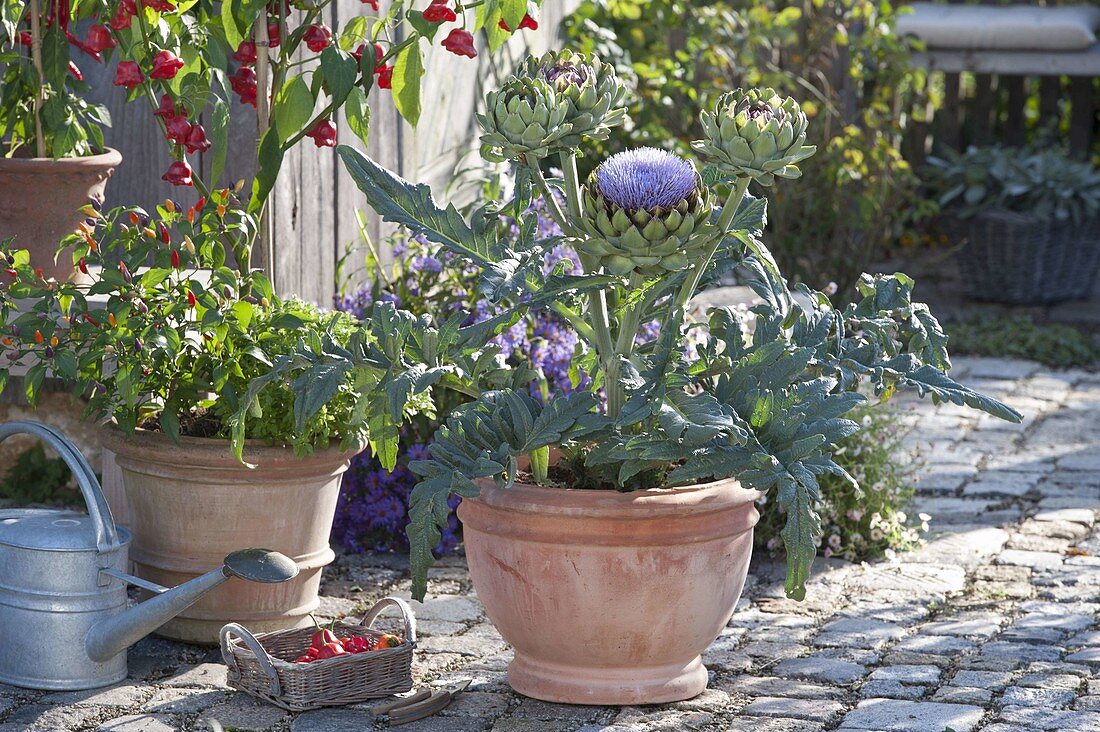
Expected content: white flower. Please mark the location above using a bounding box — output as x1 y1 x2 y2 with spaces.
871 528 884 541
846 508 864 522
869 512 881 528
918 513 931 522
828 534 842 550
884 548 897 561
895 511 907 524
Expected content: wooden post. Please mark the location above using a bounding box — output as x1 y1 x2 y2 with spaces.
1003 75 1026 147
1068 76 1095 157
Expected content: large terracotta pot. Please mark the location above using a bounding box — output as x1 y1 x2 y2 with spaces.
100 426 352 644
457 477 760 705
0 149 122 281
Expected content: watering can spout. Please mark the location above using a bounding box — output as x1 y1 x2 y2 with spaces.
85 549 299 663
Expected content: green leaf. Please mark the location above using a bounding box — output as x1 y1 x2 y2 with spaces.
41 25 69 90
405 8 441 42
320 46 358 108
901 366 1022 422
343 87 371 147
273 75 314 143
392 41 424 126
209 101 231 185
249 124 285 213
222 0 244 50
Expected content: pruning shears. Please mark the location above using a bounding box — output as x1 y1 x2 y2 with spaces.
372 679 472 726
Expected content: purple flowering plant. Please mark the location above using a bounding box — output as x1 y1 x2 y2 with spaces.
246 50 1021 602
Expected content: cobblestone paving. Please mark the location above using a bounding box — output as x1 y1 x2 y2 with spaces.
2 356 1098 732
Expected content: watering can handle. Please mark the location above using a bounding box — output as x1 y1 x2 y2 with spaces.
0 420 120 553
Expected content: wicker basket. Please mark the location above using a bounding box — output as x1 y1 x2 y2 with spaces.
942 210 1100 305
219 596 416 711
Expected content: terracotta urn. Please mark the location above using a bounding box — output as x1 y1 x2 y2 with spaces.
456 477 761 705
100 426 353 644
0 149 122 281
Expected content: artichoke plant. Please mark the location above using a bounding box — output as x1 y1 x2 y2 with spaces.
693 88 817 186
577 147 712 276
478 50 627 162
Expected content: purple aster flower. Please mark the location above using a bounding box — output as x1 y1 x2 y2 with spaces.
595 147 698 211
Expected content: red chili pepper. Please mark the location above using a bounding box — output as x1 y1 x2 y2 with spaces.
441 28 477 58
317 641 348 660
186 290 197 308
171 250 181 269
310 628 339 651
4 268 16 279
84 313 101 328
195 196 206 211
158 221 170 244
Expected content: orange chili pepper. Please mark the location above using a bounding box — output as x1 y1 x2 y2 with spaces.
34 330 43 344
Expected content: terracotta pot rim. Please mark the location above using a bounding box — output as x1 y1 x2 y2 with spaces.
99 423 356 467
0 147 122 171
469 475 761 519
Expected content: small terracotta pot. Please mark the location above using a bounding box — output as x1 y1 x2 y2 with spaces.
457 477 761 705
0 149 122 281
100 426 353 645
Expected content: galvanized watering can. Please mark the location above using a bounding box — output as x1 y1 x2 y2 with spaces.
0 421 300 690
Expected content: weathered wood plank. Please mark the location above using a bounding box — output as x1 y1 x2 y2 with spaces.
1068 76 1096 157
1002 75 1026 147
936 72 961 151
969 73 995 146
911 46 1100 76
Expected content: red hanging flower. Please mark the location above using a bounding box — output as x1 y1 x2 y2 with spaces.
150 50 184 80
184 124 211 154
376 64 393 89
17 31 31 46
142 0 174 11
164 115 191 145
85 24 116 54
423 1 456 24
153 94 179 119
303 24 332 53
112 60 144 89
230 66 258 107
305 119 337 148
442 28 476 58
68 61 83 81
267 20 281 48
162 160 193 187
498 13 538 31
109 0 136 29
233 40 257 65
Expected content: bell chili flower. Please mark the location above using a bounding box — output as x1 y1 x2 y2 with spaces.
142 0 174 11
376 64 393 89
162 160 193 187
499 13 538 31
230 66 258 107
442 28 476 58
303 24 332 53
112 61 144 89
150 50 184 80
153 94 179 119
233 40 257 65
184 124 211 154
267 21 281 48
109 0 135 29
422 1 457 24
164 116 191 145
86 24 116 54
305 119 337 148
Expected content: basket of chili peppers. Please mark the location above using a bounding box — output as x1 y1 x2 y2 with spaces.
219 596 416 711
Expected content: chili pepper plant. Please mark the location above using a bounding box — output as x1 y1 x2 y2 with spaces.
68 0 542 266
0 0 112 157
238 50 1022 602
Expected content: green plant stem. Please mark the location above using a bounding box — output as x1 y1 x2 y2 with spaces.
525 160 571 233
613 272 647 358
550 302 597 344
677 177 750 310
27 0 46 158
560 151 620 417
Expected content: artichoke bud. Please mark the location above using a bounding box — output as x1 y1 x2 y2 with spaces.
577 147 713 277
692 88 817 186
480 50 627 161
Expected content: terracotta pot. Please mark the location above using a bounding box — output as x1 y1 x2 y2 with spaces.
0 149 122 281
457 477 761 705
100 426 352 644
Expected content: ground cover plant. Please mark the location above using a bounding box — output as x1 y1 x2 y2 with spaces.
250 51 1021 602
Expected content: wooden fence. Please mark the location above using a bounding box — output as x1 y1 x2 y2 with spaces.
81 2 577 306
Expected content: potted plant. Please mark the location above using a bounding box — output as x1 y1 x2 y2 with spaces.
0 0 118 280
248 51 1022 704
0 1 544 643
926 146 1100 304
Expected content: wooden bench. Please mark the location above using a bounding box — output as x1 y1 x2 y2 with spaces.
897 3 1099 155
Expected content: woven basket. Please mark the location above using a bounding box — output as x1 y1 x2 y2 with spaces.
942 210 1100 305
219 596 416 711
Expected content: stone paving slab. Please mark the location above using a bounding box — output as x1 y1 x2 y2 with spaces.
1 357 1098 731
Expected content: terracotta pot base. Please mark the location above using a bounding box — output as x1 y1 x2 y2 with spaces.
458 478 761 705
507 653 708 705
